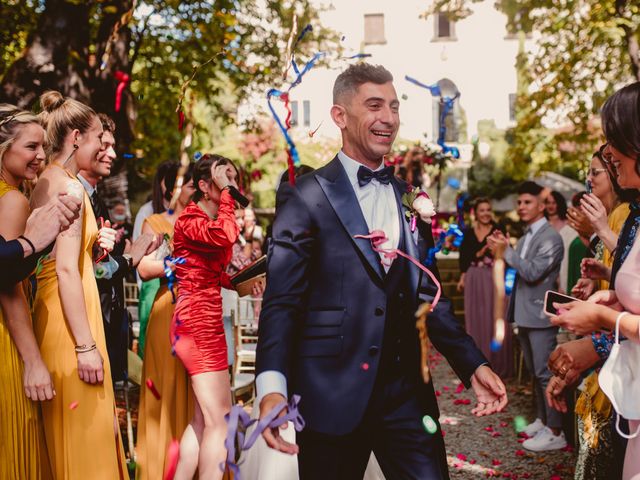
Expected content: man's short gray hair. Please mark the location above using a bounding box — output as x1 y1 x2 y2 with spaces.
333 63 394 104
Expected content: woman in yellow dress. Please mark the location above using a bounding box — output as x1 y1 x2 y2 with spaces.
0 105 52 479
136 164 195 479
30 91 127 478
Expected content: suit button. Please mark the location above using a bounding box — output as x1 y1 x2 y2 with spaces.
398 293 405 300
368 345 379 356
375 307 384 316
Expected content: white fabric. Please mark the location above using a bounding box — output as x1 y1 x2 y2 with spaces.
337 150 400 271
520 216 547 259
77 173 96 197
599 312 640 437
133 200 153 241
238 403 386 480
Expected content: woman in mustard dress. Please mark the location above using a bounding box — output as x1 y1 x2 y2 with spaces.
136 165 195 480
0 105 52 479
30 91 127 478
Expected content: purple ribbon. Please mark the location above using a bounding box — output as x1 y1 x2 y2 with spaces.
163 255 186 303
220 395 305 478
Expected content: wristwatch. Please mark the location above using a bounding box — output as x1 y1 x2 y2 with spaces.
122 253 133 269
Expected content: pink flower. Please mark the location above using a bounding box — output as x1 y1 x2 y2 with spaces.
456 453 467 461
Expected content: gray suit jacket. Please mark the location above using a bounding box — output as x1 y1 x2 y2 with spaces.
505 221 564 328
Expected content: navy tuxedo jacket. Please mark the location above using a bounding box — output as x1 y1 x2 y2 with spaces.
256 157 487 435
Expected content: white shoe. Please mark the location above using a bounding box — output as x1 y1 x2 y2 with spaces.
522 418 544 437
522 427 567 452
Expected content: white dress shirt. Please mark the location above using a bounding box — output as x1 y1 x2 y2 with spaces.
520 216 547 258
256 151 401 402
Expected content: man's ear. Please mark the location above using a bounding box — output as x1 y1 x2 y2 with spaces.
330 104 347 130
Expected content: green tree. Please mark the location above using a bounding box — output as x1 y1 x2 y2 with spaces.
0 0 336 205
423 0 640 180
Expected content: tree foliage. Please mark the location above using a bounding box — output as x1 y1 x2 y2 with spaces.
423 0 640 181
0 0 337 204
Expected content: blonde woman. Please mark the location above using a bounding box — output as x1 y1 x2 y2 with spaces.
30 91 127 479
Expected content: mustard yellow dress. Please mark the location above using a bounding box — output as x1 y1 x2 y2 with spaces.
33 167 127 479
136 214 194 480
0 180 52 479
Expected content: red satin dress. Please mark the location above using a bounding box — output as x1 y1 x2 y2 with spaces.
171 191 239 375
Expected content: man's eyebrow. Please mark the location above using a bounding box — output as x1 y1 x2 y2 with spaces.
364 96 385 103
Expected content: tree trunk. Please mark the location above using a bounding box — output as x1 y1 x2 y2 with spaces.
0 0 138 213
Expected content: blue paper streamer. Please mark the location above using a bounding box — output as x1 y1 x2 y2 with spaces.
425 223 464 266
163 255 186 303
505 267 517 296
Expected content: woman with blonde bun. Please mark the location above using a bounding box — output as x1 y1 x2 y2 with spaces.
0 104 52 479
30 91 127 479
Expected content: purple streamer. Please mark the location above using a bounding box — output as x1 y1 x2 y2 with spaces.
163 255 186 303
221 395 305 478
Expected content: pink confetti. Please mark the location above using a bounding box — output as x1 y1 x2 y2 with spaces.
455 383 464 394
561 444 574 452
443 386 450 391
441 430 446 437
492 459 502 466
515 449 526 456
69 401 79 410
502 473 512 478
550 476 561 480
517 439 525 443
163 439 180 480
521 474 532 479
484 426 494 432
491 431 502 437
500 421 508 427
469 459 477 464
361 362 370 371
454 398 471 405
456 453 467 461
146 378 161 400
435 390 441 396
518 432 530 439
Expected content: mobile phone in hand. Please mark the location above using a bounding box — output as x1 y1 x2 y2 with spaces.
543 290 580 316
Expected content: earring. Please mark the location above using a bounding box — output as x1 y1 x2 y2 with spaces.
73 144 78 149
204 192 210 201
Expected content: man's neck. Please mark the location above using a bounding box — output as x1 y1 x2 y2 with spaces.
341 146 383 171
77 170 99 188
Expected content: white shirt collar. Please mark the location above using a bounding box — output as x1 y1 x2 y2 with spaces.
528 216 547 236
77 173 96 196
337 150 385 188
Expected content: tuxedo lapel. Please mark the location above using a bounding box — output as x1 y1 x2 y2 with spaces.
391 178 420 296
316 157 385 281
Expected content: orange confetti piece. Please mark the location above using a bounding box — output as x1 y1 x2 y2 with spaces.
69 401 79 410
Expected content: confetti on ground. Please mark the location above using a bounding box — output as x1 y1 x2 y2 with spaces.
146 378 161 400
69 401 79 410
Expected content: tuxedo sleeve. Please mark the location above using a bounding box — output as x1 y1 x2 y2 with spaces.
256 182 314 396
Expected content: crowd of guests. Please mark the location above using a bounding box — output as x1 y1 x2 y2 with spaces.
458 83 640 479
2 74 640 480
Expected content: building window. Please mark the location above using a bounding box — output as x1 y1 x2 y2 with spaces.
290 100 298 126
509 93 516 121
303 100 311 128
433 13 456 41
364 13 386 45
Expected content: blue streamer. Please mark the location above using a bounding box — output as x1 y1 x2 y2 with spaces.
163 255 186 303
405 75 441 96
505 267 517 295
425 224 465 266
344 53 372 60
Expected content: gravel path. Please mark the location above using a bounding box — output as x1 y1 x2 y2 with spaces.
432 350 577 479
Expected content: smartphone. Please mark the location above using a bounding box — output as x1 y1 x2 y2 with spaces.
585 179 592 194
543 290 579 316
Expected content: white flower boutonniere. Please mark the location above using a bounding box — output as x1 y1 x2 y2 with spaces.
402 187 436 231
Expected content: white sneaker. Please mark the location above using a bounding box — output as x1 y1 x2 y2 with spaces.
522 427 567 452
522 418 544 437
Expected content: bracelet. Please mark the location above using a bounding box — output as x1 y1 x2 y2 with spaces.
75 343 97 353
18 235 36 255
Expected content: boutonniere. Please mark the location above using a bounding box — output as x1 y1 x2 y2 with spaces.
402 186 436 232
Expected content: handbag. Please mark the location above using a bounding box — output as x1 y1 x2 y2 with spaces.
598 311 640 438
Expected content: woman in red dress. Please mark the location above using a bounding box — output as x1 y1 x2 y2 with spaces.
171 154 240 479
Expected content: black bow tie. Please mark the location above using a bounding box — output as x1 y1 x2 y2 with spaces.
357 165 394 187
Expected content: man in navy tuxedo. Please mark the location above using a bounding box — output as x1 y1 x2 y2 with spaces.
256 63 508 479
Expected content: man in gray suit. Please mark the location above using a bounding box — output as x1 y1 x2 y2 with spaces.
488 181 566 452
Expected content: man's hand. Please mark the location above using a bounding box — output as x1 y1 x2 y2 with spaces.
470 365 508 416
259 393 299 454
126 233 163 267
486 231 508 257
548 337 598 384
545 375 568 413
24 193 82 253
97 220 117 253
23 358 56 401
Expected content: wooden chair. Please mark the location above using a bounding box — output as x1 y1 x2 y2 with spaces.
230 296 261 404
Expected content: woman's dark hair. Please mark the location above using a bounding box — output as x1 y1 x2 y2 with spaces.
192 153 239 202
547 191 567 220
152 161 177 213
162 161 194 203
593 148 639 203
601 82 640 170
